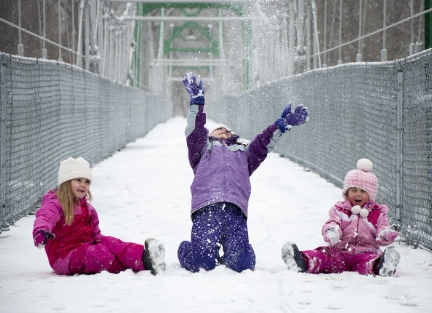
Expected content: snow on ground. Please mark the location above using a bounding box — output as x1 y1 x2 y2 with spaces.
1 117 431 313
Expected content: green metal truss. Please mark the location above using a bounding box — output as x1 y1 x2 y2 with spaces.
140 2 247 17
164 21 219 57
133 1 251 90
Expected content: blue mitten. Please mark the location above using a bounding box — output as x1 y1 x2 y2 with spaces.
275 103 309 133
182 72 205 105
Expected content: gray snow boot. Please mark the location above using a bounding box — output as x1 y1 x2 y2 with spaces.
377 245 400 277
281 242 307 273
143 238 166 275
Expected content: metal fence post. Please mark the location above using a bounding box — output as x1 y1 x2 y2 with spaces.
0 56 8 232
395 70 404 221
381 0 387 61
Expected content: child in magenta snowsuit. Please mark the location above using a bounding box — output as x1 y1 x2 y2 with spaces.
177 72 309 273
33 157 166 275
281 158 401 276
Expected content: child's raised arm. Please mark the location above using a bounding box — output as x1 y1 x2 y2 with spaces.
247 103 309 175
183 73 208 170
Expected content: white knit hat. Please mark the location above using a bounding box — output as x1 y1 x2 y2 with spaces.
58 157 92 186
342 158 378 202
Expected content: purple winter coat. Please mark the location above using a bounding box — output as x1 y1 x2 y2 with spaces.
186 105 283 216
322 199 396 254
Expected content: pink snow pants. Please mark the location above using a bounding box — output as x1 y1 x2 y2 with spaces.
56 236 145 275
301 246 382 275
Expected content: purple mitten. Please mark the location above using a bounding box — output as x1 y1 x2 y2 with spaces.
275 103 309 133
286 104 309 126
33 229 55 248
182 72 205 105
323 226 340 245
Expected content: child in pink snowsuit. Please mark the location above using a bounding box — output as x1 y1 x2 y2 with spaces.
32 157 166 276
281 158 401 276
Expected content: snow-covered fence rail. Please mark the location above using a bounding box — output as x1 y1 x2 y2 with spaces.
0 53 173 230
208 49 432 251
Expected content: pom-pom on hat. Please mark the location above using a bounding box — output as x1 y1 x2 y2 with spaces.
342 158 378 202
58 157 92 186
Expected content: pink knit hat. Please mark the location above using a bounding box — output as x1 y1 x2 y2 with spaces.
342 158 378 202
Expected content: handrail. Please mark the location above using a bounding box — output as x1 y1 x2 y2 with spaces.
312 7 432 58
0 17 82 58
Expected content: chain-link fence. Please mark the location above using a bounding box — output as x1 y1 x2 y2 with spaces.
208 49 432 251
0 53 173 230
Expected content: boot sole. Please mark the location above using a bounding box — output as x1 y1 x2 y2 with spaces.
378 246 400 277
144 238 166 275
281 242 307 272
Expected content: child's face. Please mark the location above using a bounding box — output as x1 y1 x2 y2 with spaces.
71 177 91 199
210 127 232 140
347 187 369 207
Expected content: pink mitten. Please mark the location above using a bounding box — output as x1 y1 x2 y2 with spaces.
377 227 398 245
33 229 55 248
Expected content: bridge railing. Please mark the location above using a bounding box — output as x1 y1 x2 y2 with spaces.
0 53 173 230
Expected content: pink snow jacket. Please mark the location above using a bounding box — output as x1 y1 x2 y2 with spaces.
32 190 104 270
322 200 396 254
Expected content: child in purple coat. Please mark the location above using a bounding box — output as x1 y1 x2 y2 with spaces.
281 158 400 276
177 72 309 273
33 157 166 275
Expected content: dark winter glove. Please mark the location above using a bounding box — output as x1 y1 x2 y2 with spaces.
183 72 205 105
323 226 340 245
275 103 309 133
33 229 55 249
376 227 399 246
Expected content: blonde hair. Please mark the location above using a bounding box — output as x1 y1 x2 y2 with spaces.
56 180 92 225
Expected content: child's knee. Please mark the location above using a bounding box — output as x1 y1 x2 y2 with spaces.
178 241 219 272
83 244 115 274
222 244 256 272
199 253 219 271
177 241 197 272
177 241 192 259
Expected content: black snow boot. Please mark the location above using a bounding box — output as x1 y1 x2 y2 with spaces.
281 242 307 273
376 245 400 277
142 238 166 275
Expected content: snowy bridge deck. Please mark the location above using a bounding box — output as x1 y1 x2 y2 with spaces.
0 117 431 313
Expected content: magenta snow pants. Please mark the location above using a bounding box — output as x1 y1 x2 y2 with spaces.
301 246 382 275
53 236 145 275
